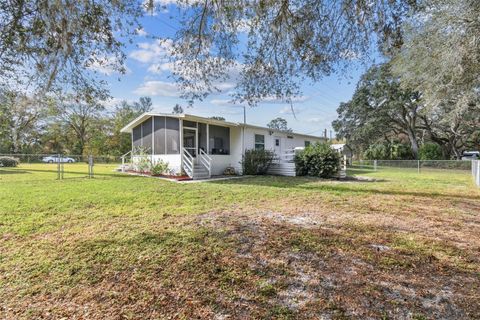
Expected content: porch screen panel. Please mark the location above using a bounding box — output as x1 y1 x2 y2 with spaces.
154 116 166 154
142 117 153 153
166 117 180 154
209 125 230 155
198 123 207 153
132 124 142 148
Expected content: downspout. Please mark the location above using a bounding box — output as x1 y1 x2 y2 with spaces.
242 106 246 175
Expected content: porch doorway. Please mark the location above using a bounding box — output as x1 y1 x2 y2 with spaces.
183 127 197 157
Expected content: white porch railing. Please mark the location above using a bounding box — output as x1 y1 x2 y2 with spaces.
269 149 297 176
182 148 194 178
273 149 296 164
199 149 212 178
120 150 132 172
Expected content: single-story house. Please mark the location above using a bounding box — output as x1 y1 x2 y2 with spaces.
120 113 326 179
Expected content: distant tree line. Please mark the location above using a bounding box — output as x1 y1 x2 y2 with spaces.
333 1 480 160
0 91 152 156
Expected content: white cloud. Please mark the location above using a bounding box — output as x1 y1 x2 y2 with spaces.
87 56 130 76
279 106 305 115
101 97 136 110
261 95 309 104
134 80 180 97
136 28 148 37
146 62 175 75
210 98 235 106
305 117 324 124
214 82 236 91
129 39 173 64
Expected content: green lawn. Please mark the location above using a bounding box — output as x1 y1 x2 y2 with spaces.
1 164 479 319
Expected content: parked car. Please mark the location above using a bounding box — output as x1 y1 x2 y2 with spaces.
461 151 479 160
42 156 76 163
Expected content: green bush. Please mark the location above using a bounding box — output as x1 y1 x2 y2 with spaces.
0 156 19 167
364 142 413 160
295 143 340 178
364 144 389 160
151 159 169 175
419 143 443 160
241 149 275 175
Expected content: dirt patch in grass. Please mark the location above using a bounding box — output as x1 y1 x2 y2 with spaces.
194 211 480 319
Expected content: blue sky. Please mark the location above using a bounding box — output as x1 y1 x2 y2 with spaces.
97 7 373 137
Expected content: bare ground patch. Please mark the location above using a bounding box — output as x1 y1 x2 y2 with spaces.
194 211 480 319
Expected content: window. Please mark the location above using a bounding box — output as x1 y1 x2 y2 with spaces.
304 141 311 147
275 138 280 147
209 125 230 154
254 134 265 150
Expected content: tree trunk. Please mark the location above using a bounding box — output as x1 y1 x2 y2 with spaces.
405 129 419 159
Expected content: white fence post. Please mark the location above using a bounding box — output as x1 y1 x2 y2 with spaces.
476 161 480 187
473 160 480 187
374 160 377 171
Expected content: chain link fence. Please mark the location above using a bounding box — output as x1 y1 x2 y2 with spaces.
0 154 122 181
351 159 479 187
353 159 471 171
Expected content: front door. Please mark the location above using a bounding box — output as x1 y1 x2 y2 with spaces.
183 128 197 158
274 136 282 157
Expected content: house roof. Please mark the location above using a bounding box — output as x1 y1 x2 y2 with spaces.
120 112 325 140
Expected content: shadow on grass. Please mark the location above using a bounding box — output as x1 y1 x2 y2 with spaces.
0 169 31 175
347 168 377 175
210 175 480 201
8 167 133 179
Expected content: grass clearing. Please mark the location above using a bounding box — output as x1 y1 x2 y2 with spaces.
1 164 479 318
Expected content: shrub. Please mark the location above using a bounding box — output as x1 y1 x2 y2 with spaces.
241 149 275 175
419 143 443 160
364 142 413 160
364 143 388 160
295 143 340 178
390 142 413 160
131 146 151 173
151 159 169 175
0 156 19 167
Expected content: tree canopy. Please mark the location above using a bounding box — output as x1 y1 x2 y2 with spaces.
267 117 292 133
0 0 414 104
0 0 143 98
333 63 422 158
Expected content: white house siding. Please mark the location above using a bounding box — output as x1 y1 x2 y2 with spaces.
229 126 244 174
151 155 182 174
242 126 324 154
